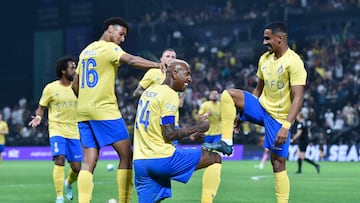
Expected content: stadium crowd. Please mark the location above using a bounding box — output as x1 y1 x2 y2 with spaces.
134 0 360 26
2 0 360 147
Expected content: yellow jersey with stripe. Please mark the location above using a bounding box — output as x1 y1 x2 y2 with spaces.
198 101 221 135
39 81 80 139
76 40 126 121
139 68 165 89
0 121 8 144
257 48 307 123
133 84 179 160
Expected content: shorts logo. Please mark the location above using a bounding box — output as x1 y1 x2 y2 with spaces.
54 142 59 153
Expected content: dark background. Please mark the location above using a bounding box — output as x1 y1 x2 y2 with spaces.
1 0 360 107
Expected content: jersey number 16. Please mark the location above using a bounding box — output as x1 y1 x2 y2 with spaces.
80 58 98 88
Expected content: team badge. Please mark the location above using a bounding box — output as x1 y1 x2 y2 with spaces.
278 65 283 74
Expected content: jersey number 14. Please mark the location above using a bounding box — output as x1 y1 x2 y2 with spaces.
136 99 150 131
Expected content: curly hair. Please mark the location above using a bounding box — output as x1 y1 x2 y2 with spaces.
55 56 75 78
103 17 130 33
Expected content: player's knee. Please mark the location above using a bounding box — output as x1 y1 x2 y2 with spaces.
204 150 222 164
81 162 97 173
54 155 66 166
271 158 286 172
119 150 133 163
214 153 222 164
71 162 82 172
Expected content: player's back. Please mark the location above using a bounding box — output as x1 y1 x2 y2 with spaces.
76 40 126 121
133 84 179 160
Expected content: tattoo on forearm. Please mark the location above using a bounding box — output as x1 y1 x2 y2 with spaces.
162 125 199 141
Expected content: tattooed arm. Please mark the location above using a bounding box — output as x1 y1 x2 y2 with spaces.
161 115 209 142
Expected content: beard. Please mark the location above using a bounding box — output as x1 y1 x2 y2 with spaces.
65 73 74 81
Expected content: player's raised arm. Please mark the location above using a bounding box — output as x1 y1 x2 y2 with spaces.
120 53 166 70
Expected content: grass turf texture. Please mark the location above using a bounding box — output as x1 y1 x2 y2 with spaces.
0 160 358 203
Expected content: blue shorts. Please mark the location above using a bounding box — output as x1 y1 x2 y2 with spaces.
78 118 130 148
49 136 83 162
134 148 202 203
0 144 4 153
240 91 290 158
204 134 222 143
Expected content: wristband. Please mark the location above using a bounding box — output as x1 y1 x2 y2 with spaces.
35 115 42 121
282 120 291 129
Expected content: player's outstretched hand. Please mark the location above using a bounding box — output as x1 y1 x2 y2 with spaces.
28 115 41 128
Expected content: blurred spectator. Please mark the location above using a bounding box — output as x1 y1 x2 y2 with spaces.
324 108 335 128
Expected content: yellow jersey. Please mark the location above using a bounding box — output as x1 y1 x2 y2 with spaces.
139 68 165 89
0 121 8 144
76 40 126 121
133 84 179 159
257 48 307 123
39 81 79 139
198 101 221 135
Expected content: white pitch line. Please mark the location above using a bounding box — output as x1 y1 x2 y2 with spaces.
250 175 269 181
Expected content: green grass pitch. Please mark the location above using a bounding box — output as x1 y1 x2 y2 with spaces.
0 160 359 203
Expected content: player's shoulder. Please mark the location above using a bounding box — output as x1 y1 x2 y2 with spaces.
154 84 175 93
82 41 123 54
259 51 273 63
99 41 124 53
45 80 60 89
145 84 165 94
260 50 272 58
160 85 178 97
201 101 211 106
286 49 303 62
41 81 58 94
145 68 162 75
143 85 176 100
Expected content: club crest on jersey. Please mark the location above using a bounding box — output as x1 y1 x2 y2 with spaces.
278 65 284 75
166 103 177 111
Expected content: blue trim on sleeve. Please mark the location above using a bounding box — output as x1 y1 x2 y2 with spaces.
161 116 175 125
